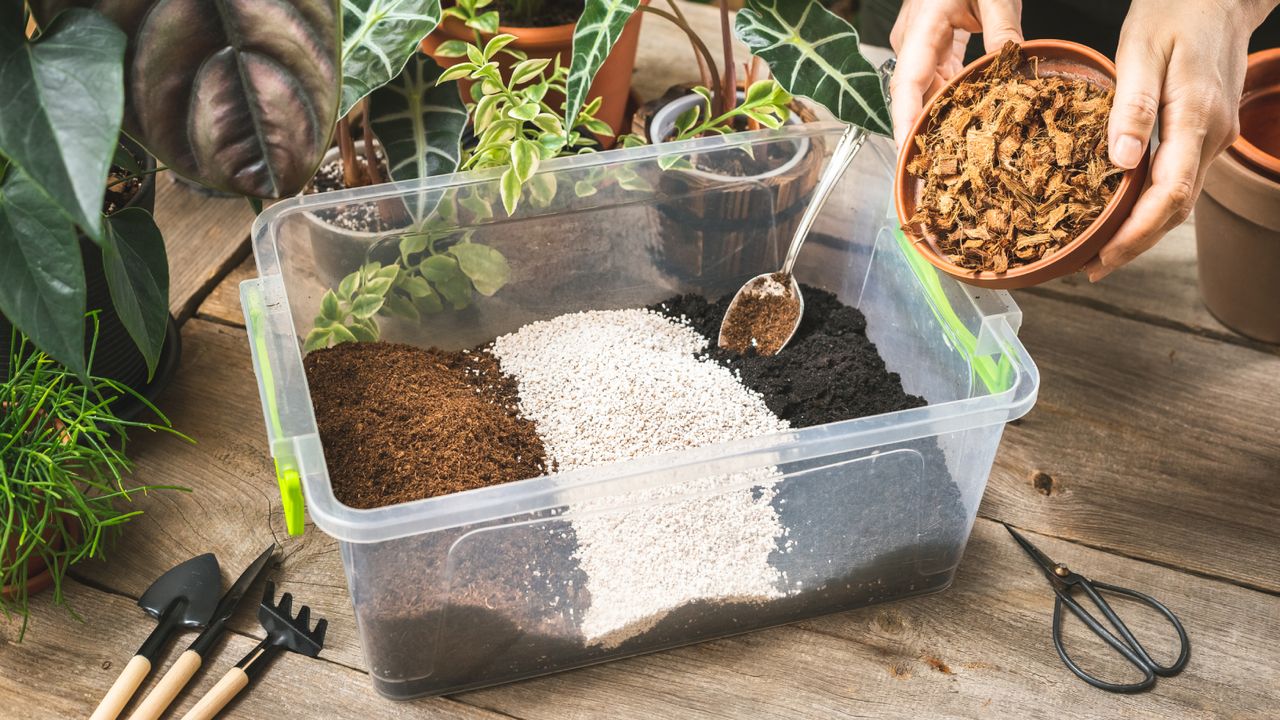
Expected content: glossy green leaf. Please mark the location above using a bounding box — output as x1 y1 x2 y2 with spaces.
0 166 86 376
339 0 443 117
304 327 333 351
350 294 385 319
412 286 444 314
564 0 638 142
419 254 470 309
108 0 342 198
434 39 470 57
381 292 419 320
447 242 509 296
499 167 521 216
510 139 540 183
101 207 169 378
735 0 891 136
0 9 124 239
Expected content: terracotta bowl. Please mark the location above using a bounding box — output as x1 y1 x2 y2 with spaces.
895 40 1150 289
1229 48 1280 183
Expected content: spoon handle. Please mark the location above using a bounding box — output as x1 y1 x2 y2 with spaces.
781 125 867 275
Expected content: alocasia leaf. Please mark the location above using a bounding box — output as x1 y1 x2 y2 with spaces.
101 207 169 378
735 0 892 136
339 0 443 117
100 0 341 198
0 8 124 240
563 0 638 140
369 53 467 181
0 166 86 376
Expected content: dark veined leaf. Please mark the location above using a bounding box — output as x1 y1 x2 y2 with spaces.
103 0 342 198
735 0 891 136
447 242 509 296
0 9 124 240
101 207 169 378
563 0 639 139
369 53 467 181
339 0 443 116
0 166 86 376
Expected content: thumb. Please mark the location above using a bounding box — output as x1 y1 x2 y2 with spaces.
976 0 1024 53
1109 34 1163 169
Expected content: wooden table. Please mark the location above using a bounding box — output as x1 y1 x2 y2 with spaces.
4 5 1278 718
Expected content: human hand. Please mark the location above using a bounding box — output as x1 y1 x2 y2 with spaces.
1088 0 1278 281
888 0 1024 149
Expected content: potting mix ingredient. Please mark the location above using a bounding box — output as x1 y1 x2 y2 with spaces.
489 309 791 647
718 273 801 356
906 41 1122 272
304 341 547 508
657 286 926 428
308 152 390 233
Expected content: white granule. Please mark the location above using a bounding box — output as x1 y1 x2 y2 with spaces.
490 309 791 647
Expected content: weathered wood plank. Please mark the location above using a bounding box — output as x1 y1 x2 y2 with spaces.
0 579 503 720
461 520 1280 720
984 291 1280 592
197 256 256 326
155 177 256 323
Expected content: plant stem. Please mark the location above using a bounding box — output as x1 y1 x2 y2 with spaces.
336 116 364 188
662 0 712 90
718 0 736 116
637 5 722 114
360 99 386 185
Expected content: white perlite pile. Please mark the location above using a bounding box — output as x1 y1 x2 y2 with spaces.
490 308 791 648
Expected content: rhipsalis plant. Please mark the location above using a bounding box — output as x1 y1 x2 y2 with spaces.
0 322 186 638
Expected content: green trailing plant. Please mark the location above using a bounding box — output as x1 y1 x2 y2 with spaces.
442 0 501 37
0 321 186 638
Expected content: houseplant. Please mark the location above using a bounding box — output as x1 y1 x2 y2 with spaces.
1 323 183 638
421 0 647 139
7 2 342 390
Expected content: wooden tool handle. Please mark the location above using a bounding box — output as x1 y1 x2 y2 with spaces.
179 667 248 720
126 650 202 720
89 655 151 720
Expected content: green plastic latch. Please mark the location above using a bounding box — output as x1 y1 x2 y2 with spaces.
249 284 307 536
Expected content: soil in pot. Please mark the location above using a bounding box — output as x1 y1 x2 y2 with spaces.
309 290 963 697
906 42 1122 273
306 147 393 233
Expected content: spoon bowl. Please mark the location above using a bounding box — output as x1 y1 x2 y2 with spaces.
717 125 865 356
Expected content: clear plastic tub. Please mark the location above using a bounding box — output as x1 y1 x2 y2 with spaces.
242 123 1039 698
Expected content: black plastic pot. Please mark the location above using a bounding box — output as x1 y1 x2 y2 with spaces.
0 138 181 418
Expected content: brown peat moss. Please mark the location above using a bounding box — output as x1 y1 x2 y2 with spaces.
907 42 1122 272
718 273 800 356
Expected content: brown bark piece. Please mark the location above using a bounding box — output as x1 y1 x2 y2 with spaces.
907 42 1123 272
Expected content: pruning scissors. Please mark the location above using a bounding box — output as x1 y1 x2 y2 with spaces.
1004 523 1191 693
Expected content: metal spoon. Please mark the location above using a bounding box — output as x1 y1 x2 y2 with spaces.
718 124 868 355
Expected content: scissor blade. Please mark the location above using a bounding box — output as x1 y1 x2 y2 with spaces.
1003 523 1062 579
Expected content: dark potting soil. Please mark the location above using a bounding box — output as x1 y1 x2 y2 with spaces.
104 165 142 214
653 286 927 427
492 0 583 27
691 137 797 176
307 152 390 232
305 341 548 508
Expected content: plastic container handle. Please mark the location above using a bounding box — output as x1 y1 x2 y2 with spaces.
242 278 306 536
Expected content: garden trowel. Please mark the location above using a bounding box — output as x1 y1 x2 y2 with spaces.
90 553 222 720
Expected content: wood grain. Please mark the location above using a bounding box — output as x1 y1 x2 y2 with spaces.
0 579 501 720
197 256 257 327
984 292 1280 592
155 177 256 323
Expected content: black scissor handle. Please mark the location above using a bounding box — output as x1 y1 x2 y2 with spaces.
1051 580 1191 693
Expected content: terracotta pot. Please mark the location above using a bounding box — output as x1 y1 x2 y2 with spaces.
646 91 823 290
1195 147 1280 344
1 523 63 601
895 40 1150 289
421 3 647 146
1228 48 1280 183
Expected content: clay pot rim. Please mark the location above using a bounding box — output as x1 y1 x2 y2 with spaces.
434 0 649 48
895 39 1148 289
1228 47 1280 183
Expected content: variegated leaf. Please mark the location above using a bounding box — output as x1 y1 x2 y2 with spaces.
563 0 638 137
340 0 443 116
735 0 891 136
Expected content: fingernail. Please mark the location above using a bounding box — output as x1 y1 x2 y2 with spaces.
1088 264 1113 283
1111 134 1143 169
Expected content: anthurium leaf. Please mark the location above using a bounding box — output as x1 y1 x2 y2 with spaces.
735 0 891 136
564 0 638 142
0 8 124 240
447 242 509 296
101 207 168 377
0 166 86 376
110 0 341 198
340 0 442 117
